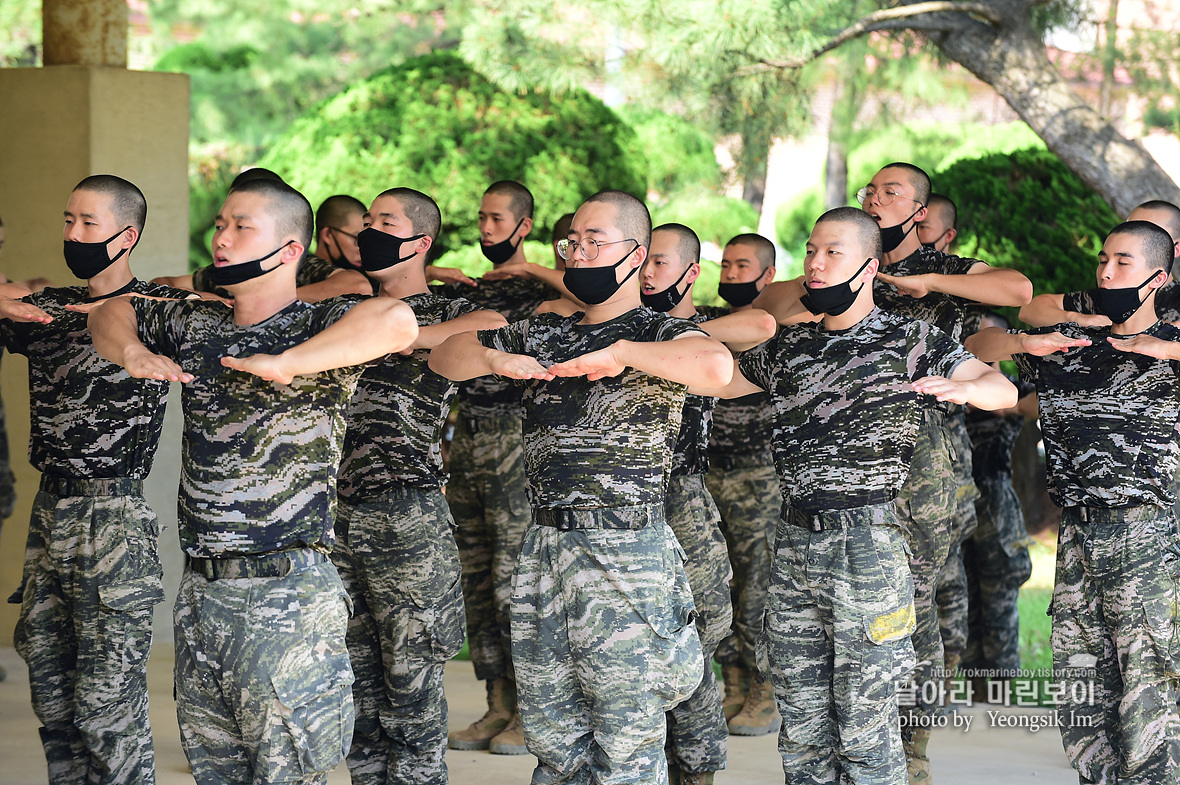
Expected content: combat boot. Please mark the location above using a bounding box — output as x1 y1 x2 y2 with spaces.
721 665 749 722
727 675 780 736
903 727 932 784
448 678 515 750
488 712 528 755
680 772 715 785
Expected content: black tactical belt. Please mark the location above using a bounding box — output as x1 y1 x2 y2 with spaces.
533 505 659 531
187 548 328 581
458 414 520 435
40 475 143 498
785 490 896 532
1068 505 1164 526
708 452 773 472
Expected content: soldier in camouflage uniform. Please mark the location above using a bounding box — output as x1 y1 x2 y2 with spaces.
709 207 1016 785
641 224 777 783
430 191 734 785
0 176 192 785
701 233 782 734
332 187 506 785
968 220 1180 785
438 181 558 755
89 178 420 785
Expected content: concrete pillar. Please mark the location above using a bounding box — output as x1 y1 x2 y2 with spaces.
0 65 190 646
43 0 128 67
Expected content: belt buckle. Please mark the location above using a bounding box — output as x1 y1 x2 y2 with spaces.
556 510 575 532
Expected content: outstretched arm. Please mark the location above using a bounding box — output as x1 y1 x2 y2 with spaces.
701 309 777 351
1019 293 1110 328
0 296 52 324
221 298 418 384
912 358 1017 411
483 262 575 301
688 358 764 398
753 277 821 326
548 333 732 387
89 298 193 382
878 263 1032 306
428 330 554 382
296 270 372 303
965 327 1092 363
410 310 508 351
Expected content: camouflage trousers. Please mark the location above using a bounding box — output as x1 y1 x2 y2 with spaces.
962 476 1032 672
511 506 703 785
663 474 732 775
1051 506 1180 785
894 411 957 734
174 550 354 785
13 478 163 785
758 503 916 785
333 489 466 785
448 414 530 684
0 362 18 522
704 456 778 673
934 412 978 665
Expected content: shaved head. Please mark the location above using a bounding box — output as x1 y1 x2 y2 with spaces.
815 206 883 259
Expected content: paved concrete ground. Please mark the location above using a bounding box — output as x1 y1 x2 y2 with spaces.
0 645 1080 784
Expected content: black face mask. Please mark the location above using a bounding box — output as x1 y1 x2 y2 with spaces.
640 263 694 313
207 241 293 288
358 228 425 273
563 243 639 305
63 226 132 280
717 279 763 308
879 206 924 254
1090 271 1162 324
480 216 526 265
800 258 874 317
326 228 359 270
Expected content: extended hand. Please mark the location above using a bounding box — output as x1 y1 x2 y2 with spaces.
221 354 294 384
481 263 532 282
0 297 52 324
1022 331 1091 356
1108 333 1177 360
124 348 193 383
426 265 477 287
912 376 972 405
548 345 626 381
877 272 930 298
487 351 555 381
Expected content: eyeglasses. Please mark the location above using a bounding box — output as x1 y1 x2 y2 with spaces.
555 237 637 262
329 226 359 241
855 186 920 207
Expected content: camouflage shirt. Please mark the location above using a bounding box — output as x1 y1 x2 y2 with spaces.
738 307 973 512
338 292 481 498
966 376 1036 482
0 280 190 479
671 312 716 477
697 305 775 462
874 246 982 342
192 253 355 298
435 275 555 419
1063 283 1180 324
133 296 367 557
1013 321 1180 508
478 308 703 508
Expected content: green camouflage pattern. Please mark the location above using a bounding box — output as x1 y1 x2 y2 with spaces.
1013 322 1180 508
338 293 480 498
435 276 554 419
663 474 731 775
14 488 164 785
1052 507 1180 784
133 296 367 557
935 412 979 662
737 307 973 511
511 513 702 785
448 415 530 683
1065 282 1180 325
670 313 716 476
332 489 465 785
478 309 702 508
0 351 16 520
872 246 980 342
705 461 778 672
0 281 187 479
758 505 916 785
708 392 775 464
173 556 354 785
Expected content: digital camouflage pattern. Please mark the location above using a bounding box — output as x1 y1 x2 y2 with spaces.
1052 506 1180 784
0 351 16 520
133 296 367 557
935 412 979 663
14 486 163 785
705 462 778 672
669 312 716 477
1065 282 1180 325
511 514 702 785
173 555 354 785
448 415 529 683
759 505 916 785
0 282 188 479
663 474 731 776
478 309 703 508
333 490 465 785
436 276 554 419
737 306 973 511
1013 321 1180 508
872 246 981 342
708 391 775 464
338 293 481 498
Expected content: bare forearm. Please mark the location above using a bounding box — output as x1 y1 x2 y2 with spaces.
279 298 418 375
959 369 1019 411
932 268 1032 306
964 327 1025 362
296 271 371 303
414 310 507 350
702 309 777 349
428 331 501 381
89 299 148 367
614 336 732 388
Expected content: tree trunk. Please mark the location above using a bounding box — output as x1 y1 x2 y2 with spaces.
741 131 769 214
916 0 1180 216
824 73 853 209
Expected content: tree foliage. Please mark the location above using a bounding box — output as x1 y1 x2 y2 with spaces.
258 52 647 257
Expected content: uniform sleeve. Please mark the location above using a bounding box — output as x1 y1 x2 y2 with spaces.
940 254 983 276
132 298 186 360
737 338 777 392
446 297 484 321
1062 290 1097 315
296 255 336 287
1009 326 1043 382
478 318 529 357
0 291 44 354
910 322 975 381
643 313 707 343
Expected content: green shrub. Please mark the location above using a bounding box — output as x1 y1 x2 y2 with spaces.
618 107 722 197
651 186 760 251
